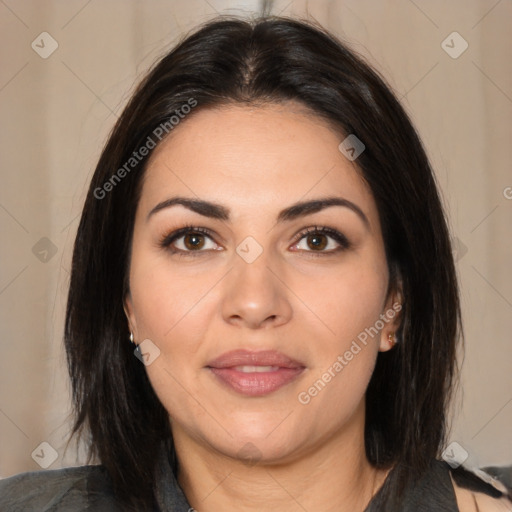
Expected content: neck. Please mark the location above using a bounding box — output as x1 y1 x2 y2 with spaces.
172 403 392 512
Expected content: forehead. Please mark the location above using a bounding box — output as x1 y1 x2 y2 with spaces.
139 102 377 225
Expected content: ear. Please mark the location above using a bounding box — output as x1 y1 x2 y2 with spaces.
123 291 138 339
379 274 403 353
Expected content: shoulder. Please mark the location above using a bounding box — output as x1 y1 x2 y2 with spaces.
0 464 122 511
450 466 512 512
452 481 512 511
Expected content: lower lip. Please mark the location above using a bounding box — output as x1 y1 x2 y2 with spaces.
208 367 305 396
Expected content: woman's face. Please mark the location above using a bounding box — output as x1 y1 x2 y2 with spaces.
124 102 400 465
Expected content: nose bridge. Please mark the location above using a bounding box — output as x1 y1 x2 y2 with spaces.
221 237 291 327
230 239 276 299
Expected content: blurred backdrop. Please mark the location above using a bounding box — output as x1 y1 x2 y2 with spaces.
1 0 511 477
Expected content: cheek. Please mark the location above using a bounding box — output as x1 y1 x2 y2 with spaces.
129 254 215 342
294 254 387 406
310 257 388 346
129 259 214 421
297 274 383 425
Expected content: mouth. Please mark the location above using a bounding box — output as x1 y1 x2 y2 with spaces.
206 350 306 397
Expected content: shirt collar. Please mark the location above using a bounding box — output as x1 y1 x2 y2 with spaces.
154 442 193 511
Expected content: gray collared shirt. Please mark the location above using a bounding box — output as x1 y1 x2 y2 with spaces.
0 448 509 511
0 445 192 511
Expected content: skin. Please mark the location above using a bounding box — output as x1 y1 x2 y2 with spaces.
124 101 403 511
451 475 512 511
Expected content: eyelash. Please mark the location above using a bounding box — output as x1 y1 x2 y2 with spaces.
158 224 351 258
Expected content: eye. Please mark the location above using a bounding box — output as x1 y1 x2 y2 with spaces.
158 225 220 257
159 224 351 258
290 226 350 256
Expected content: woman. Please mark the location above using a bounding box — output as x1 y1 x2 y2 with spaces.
1 15 510 512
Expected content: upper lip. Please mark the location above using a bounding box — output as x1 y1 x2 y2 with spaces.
206 349 305 369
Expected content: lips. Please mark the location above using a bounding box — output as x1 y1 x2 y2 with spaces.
207 349 304 369
206 350 305 396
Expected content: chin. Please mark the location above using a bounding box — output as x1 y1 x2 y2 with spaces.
208 424 306 464
225 438 299 467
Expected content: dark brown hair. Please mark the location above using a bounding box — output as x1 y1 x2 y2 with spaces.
65 15 461 510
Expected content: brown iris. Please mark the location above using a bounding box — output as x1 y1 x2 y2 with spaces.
306 233 327 251
183 233 206 250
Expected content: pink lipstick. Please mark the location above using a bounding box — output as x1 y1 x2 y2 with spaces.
206 349 305 396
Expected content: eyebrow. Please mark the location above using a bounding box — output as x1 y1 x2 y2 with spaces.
146 195 370 229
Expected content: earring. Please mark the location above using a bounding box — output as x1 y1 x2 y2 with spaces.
388 332 397 348
129 331 135 345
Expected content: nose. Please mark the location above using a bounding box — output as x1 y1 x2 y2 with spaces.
221 249 293 330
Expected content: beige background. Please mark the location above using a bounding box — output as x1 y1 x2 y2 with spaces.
0 0 511 477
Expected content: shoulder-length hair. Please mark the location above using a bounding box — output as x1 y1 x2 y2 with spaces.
65 14 461 511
